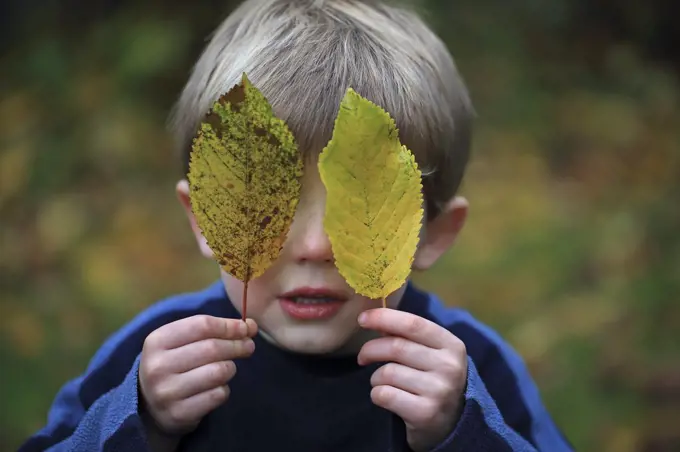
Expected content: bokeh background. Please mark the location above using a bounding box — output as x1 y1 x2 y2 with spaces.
1 0 679 450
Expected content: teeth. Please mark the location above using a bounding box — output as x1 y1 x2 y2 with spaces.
292 297 336 304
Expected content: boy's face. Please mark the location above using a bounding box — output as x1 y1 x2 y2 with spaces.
177 162 468 355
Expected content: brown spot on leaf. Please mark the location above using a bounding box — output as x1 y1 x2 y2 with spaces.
259 216 272 230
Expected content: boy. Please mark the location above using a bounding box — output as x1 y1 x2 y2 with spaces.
21 0 573 451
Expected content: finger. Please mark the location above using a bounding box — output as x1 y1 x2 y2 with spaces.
155 316 250 350
160 361 237 400
166 338 255 373
358 336 437 371
244 318 258 338
371 385 435 427
168 385 230 426
371 363 447 397
358 309 457 350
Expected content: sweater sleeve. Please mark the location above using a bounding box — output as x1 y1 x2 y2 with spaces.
427 312 574 451
19 282 228 452
389 289 574 452
428 358 571 452
389 357 572 452
18 353 148 452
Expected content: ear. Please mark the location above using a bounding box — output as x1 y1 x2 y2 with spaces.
176 179 215 260
413 196 469 271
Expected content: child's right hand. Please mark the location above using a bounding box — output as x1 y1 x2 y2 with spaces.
139 315 257 436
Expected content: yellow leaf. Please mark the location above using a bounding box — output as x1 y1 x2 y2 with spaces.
318 88 424 304
188 73 303 317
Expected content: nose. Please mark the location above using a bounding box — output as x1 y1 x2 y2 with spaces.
289 198 334 264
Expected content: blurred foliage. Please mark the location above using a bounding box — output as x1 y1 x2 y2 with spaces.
1 1 679 451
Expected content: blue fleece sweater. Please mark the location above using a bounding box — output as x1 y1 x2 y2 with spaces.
20 281 572 452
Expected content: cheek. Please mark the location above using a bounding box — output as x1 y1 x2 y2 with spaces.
221 271 274 315
221 272 244 310
350 284 407 313
385 284 408 309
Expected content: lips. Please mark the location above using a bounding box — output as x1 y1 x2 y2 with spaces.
278 286 348 320
280 287 348 302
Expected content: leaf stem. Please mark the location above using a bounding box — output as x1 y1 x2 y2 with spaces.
242 281 248 321
382 297 386 309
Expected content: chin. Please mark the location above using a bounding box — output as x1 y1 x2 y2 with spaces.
270 325 355 355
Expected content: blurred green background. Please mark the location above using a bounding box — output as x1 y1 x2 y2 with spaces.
1 0 679 451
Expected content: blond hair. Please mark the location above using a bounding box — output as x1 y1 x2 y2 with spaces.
169 0 474 219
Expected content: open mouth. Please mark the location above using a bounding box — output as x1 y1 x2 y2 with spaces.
279 287 348 320
287 296 341 304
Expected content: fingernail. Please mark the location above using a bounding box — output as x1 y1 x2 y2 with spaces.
246 319 258 337
245 339 255 353
358 312 367 325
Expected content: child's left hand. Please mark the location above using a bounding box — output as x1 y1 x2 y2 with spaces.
357 308 468 452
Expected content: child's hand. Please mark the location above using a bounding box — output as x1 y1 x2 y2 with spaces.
357 309 467 452
139 315 257 436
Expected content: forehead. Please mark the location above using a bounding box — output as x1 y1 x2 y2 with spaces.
266 81 431 174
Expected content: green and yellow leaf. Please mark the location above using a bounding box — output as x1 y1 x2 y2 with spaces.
318 88 424 303
188 73 303 317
